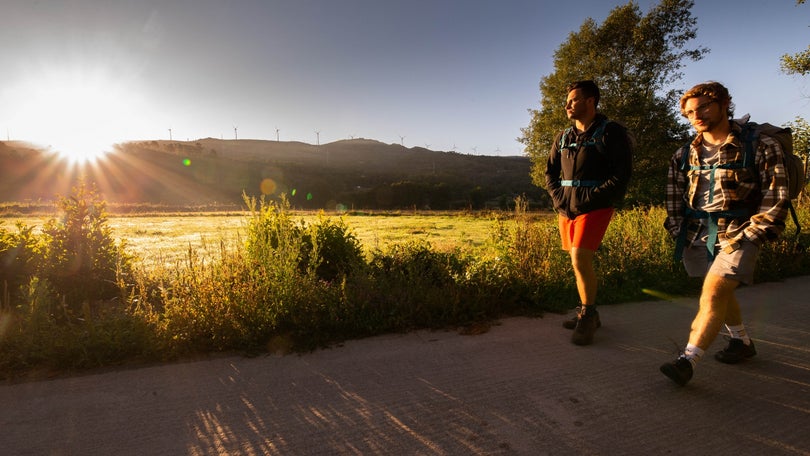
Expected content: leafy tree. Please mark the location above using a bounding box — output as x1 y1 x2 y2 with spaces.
785 117 810 191
781 0 810 76
520 0 708 205
786 116 810 160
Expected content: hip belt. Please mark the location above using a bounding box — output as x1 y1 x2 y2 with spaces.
560 180 604 187
674 208 749 261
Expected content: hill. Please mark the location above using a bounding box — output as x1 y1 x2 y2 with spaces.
0 138 546 210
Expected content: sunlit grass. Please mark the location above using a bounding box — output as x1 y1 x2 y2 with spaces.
4 212 508 268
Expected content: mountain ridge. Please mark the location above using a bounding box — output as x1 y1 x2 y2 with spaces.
0 138 546 210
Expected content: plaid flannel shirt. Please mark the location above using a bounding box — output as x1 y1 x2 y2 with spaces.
664 121 790 252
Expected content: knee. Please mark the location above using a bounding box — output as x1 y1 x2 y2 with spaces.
570 248 594 271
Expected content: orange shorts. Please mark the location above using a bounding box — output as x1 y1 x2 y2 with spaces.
558 207 614 251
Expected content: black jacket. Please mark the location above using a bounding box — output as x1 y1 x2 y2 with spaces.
545 114 633 219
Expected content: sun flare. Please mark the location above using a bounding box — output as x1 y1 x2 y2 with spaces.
8 66 145 163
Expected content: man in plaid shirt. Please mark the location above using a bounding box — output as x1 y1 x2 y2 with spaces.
660 81 790 386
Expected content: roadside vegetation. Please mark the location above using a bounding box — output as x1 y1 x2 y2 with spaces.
2 184 809 380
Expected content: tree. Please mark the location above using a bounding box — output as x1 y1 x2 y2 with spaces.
785 117 810 187
520 0 708 205
781 1 810 76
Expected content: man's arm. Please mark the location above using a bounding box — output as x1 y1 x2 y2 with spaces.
664 146 688 239
742 136 790 244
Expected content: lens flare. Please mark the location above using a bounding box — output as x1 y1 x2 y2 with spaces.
260 178 277 195
182 158 192 166
641 288 677 301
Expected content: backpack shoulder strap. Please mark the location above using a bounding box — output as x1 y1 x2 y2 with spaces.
560 118 611 153
737 121 759 168
559 126 574 151
587 118 611 154
679 138 693 172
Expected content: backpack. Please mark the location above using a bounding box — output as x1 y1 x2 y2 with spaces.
679 116 806 235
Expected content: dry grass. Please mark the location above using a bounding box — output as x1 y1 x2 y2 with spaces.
2 212 517 269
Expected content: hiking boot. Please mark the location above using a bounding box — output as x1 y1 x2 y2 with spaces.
660 356 693 386
715 338 757 364
570 307 599 345
563 306 601 330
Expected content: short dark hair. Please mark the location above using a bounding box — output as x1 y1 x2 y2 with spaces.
566 80 600 108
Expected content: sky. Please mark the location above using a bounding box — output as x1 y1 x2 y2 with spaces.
1 0 809 161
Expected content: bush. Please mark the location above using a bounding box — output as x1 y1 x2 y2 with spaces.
300 214 365 281
39 183 133 314
0 223 44 307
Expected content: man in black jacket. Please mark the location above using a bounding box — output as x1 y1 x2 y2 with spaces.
545 80 633 345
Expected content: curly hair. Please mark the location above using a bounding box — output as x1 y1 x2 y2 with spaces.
680 81 735 118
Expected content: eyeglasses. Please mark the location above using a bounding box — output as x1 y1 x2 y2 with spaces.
681 100 716 118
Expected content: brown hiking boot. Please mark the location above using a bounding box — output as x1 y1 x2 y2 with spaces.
715 338 757 364
660 356 694 386
563 305 602 330
571 306 600 345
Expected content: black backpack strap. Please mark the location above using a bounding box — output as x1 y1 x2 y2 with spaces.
560 119 610 153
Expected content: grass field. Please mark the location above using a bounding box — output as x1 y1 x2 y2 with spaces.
2 211 544 268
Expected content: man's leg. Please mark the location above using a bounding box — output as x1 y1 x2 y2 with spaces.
660 272 740 385
661 272 740 386
570 246 597 305
688 272 740 351
715 284 757 363
570 246 600 345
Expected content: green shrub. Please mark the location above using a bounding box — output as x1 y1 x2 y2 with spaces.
0 222 44 307
300 214 365 281
39 183 133 314
487 196 575 311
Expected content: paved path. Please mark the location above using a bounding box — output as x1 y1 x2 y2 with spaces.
2 276 809 455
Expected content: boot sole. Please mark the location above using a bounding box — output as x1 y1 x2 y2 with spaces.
660 364 691 386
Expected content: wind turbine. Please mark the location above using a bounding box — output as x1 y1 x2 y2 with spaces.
399 135 405 146
275 127 280 141
233 126 238 140
315 130 321 145
168 128 172 141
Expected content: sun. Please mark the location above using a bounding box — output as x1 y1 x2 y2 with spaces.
8 66 145 163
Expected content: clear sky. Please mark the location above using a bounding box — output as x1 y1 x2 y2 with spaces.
1 0 808 161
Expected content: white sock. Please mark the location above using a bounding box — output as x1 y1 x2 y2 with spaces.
725 324 751 345
683 344 704 367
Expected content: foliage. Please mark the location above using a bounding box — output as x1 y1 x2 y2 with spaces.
39 183 133 313
785 116 810 163
0 185 149 376
0 222 44 306
520 0 707 205
781 1 810 75
300 214 366 281
3 198 810 380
